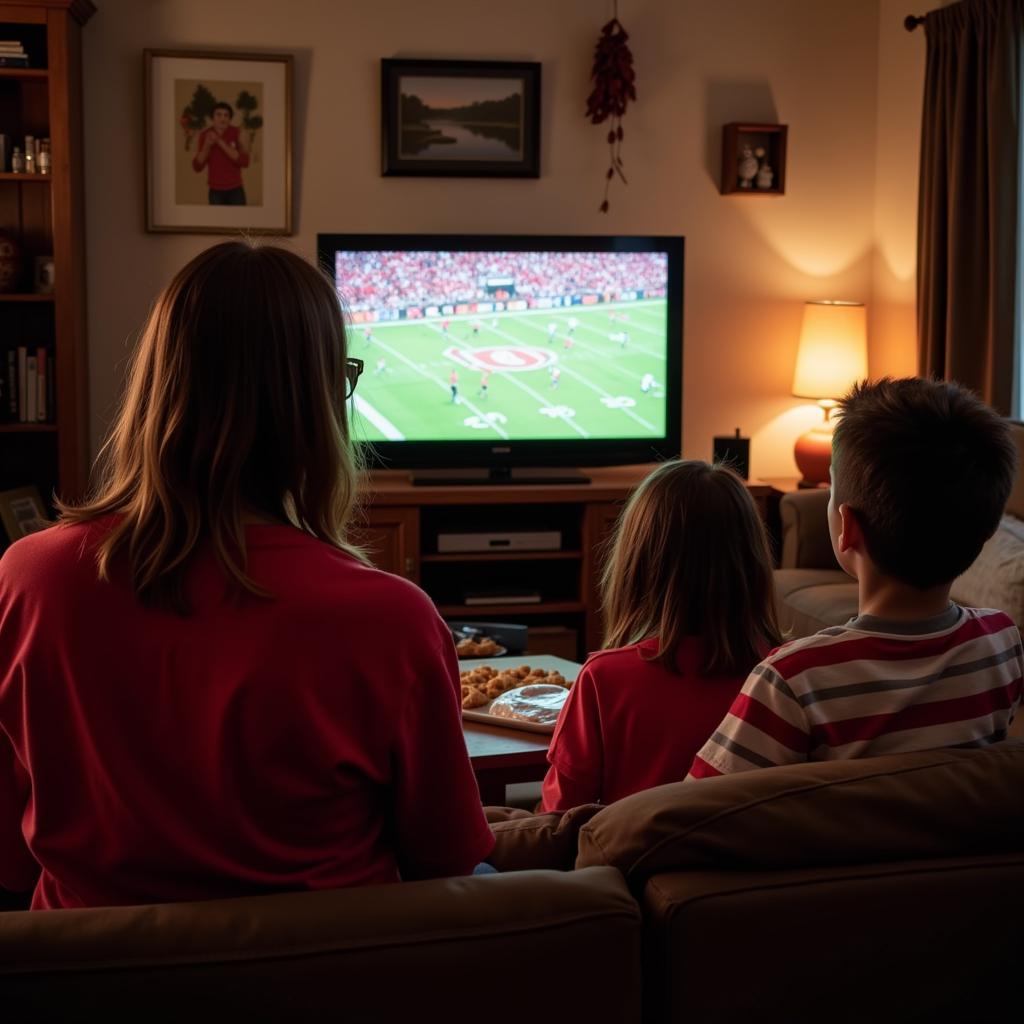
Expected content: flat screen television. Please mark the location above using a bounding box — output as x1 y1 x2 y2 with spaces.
317 233 684 483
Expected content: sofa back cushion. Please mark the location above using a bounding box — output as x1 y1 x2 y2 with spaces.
952 514 1024 629
0 867 641 1023
576 742 1024 884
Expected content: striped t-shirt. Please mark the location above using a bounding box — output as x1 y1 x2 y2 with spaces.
688 605 1023 778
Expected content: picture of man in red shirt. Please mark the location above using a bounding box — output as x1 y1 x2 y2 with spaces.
191 102 251 205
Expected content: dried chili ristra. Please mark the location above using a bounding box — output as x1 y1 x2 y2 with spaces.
586 17 636 212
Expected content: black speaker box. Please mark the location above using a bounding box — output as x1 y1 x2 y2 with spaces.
712 431 750 480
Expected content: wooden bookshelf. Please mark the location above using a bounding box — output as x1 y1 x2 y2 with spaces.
0 0 95 538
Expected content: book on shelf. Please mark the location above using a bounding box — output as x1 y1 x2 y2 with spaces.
36 346 46 420
2 345 52 423
0 56 30 68
25 353 37 422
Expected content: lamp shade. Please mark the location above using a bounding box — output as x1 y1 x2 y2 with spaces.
792 301 868 400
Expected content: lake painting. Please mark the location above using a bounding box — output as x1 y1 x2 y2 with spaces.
398 76 524 161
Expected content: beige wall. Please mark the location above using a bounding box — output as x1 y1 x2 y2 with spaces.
82 0 922 477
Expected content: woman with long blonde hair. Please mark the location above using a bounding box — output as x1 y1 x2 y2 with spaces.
541 459 780 811
0 241 493 909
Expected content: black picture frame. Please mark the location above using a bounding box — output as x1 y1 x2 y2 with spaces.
381 59 541 178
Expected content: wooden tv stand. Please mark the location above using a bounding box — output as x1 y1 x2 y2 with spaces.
354 466 780 658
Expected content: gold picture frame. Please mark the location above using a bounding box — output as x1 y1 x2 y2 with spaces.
0 485 50 542
144 49 293 234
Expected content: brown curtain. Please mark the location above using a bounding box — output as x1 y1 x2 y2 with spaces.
917 0 1023 414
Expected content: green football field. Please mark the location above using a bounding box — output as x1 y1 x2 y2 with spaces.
348 299 667 443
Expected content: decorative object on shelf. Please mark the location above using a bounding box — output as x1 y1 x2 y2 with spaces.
380 59 540 178
721 123 788 195
586 3 636 212
0 230 20 292
791 300 868 488
38 138 51 175
9 146 24 174
34 254 55 294
0 485 50 542
144 50 293 233
737 144 758 189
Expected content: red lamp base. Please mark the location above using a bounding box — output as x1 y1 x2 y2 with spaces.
794 426 833 488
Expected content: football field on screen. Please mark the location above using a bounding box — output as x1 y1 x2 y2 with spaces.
348 300 668 444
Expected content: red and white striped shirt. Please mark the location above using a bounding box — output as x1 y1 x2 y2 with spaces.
688 605 1023 778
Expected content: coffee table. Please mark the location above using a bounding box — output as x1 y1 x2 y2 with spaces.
460 654 581 806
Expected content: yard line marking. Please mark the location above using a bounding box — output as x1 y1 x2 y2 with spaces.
515 317 659 384
352 395 405 440
507 321 660 432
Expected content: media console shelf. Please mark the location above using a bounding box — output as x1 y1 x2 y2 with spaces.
354 465 646 658
355 466 782 658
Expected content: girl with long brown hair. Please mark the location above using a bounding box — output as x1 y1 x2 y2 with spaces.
540 459 780 810
0 241 493 909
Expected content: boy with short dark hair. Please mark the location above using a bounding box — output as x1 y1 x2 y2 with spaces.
689 377 1023 778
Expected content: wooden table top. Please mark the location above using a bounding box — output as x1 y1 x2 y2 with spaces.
460 654 581 766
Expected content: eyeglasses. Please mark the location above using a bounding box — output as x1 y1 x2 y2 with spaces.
344 358 364 399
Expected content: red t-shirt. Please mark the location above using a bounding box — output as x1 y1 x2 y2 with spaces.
192 124 250 191
540 637 748 811
0 522 493 909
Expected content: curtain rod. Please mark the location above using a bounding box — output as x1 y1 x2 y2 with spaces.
904 14 926 31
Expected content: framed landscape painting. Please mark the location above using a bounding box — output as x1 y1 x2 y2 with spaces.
381 59 540 177
145 49 293 233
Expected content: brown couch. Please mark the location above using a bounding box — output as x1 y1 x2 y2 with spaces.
773 421 1024 639
576 741 1024 1023
0 867 641 1022
4 743 1021 1023
488 741 1024 1023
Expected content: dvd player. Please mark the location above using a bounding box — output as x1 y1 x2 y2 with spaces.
437 531 562 553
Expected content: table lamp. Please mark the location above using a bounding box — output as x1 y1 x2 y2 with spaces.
791 300 867 488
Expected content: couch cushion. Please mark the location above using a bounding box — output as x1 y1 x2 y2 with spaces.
951 514 1024 629
487 802 603 871
576 742 1024 884
641 855 1024 1024
773 568 857 636
0 867 641 1022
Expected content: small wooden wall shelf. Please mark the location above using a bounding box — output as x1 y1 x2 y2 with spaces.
721 122 787 195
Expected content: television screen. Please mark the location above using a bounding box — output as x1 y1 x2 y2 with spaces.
319 234 683 477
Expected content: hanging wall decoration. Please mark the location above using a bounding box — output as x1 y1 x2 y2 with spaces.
586 5 637 212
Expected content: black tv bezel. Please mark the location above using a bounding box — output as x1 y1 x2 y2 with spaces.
317 233 684 472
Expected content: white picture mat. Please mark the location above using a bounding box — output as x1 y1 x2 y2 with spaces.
148 54 289 231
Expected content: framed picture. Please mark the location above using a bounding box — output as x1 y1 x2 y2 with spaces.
0 485 50 542
381 59 540 178
144 49 293 233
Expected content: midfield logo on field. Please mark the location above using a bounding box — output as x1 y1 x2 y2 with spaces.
539 405 576 419
601 396 637 409
444 346 555 371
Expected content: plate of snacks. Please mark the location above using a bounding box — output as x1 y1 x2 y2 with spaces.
454 634 507 658
459 662 573 733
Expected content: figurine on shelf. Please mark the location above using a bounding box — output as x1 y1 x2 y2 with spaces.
756 162 774 189
10 146 24 174
737 144 758 189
